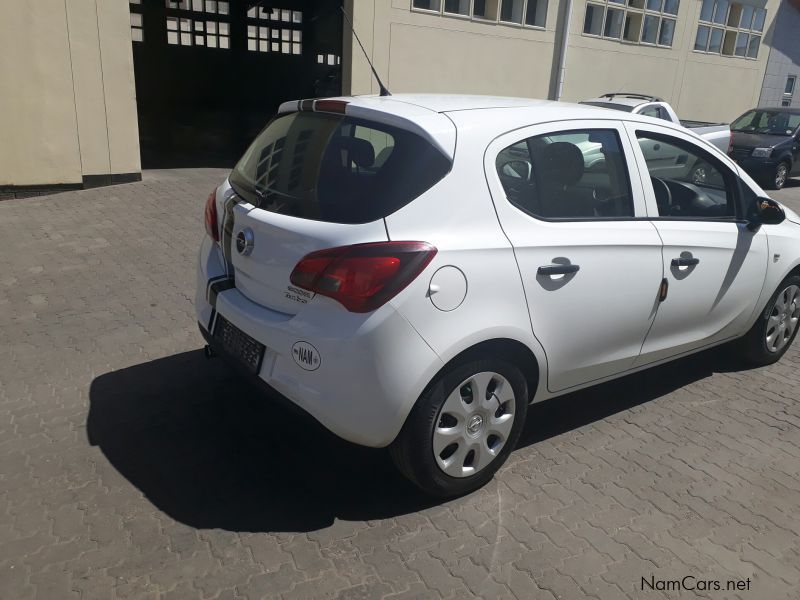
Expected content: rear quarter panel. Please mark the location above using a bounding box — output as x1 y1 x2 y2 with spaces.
384 115 549 401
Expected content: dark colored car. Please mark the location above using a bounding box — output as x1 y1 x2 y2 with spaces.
729 107 800 190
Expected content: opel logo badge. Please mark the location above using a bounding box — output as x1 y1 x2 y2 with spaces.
236 228 254 256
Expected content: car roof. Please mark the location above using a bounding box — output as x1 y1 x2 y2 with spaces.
750 106 800 114
343 93 645 119
359 93 554 113
278 93 718 160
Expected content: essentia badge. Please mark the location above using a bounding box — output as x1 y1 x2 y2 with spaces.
292 341 321 371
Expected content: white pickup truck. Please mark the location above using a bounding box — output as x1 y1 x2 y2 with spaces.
582 93 731 153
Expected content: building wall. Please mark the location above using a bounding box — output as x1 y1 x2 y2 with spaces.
562 0 779 122
343 0 559 99
0 0 140 190
345 0 780 123
758 0 800 108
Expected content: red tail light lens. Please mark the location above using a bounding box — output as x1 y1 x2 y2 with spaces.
290 242 437 313
204 189 219 242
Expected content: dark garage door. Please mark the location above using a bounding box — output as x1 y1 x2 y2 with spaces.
129 0 343 168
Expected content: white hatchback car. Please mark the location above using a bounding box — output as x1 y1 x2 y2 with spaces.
196 95 800 497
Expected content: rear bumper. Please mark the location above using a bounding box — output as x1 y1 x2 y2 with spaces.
195 236 443 448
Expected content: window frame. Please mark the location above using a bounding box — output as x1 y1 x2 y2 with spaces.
784 75 797 107
582 0 679 48
693 0 765 60
623 123 747 221
487 120 649 223
410 0 549 30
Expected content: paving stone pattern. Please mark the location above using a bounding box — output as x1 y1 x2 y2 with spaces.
1 171 799 599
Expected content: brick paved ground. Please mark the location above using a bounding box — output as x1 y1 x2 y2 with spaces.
1 171 799 600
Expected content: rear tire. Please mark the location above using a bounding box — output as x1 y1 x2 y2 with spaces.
390 357 528 498
737 275 800 366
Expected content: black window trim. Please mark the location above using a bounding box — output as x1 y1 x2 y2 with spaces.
633 128 747 222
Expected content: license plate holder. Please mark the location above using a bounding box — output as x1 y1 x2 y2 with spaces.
212 314 266 374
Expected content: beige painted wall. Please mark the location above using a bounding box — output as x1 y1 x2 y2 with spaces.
0 0 140 187
345 0 779 123
344 0 558 98
562 0 779 122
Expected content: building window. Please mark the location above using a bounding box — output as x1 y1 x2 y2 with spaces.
317 53 341 66
247 6 302 23
411 0 547 29
166 0 229 14
694 0 764 59
165 0 230 48
583 0 678 47
785 76 797 107
130 3 143 42
246 8 302 54
166 17 229 48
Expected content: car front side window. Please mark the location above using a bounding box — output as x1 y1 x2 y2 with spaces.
636 131 736 219
495 128 634 220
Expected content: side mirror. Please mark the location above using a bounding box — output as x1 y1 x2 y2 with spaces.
748 197 786 230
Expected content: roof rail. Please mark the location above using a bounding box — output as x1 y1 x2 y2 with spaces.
600 92 664 102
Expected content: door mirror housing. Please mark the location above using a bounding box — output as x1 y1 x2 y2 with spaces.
748 197 786 230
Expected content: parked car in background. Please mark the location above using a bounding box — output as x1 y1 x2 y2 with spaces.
729 107 800 190
581 93 731 154
197 95 800 497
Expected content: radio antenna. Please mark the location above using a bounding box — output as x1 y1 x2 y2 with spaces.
340 5 391 97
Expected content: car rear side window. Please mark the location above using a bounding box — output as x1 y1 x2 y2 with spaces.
229 112 452 224
495 129 634 219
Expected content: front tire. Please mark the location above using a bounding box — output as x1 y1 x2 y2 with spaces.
765 161 790 191
737 275 800 366
390 357 528 498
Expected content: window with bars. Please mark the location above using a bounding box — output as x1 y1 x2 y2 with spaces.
317 54 342 66
247 26 302 54
246 6 303 24
694 0 764 59
167 17 230 48
411 0 548 29
130 10 143 42
246 7 303 54
166 0 229 14
583 0 679 47
784 76 797 107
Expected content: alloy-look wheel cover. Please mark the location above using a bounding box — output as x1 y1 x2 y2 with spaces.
433 371 516 478
766 284 800 353
776 164 788 188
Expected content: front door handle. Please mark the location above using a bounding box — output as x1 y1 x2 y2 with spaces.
538 264 580 276
671 257 700 267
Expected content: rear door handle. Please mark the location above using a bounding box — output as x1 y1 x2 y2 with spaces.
671 257 700 267
538 264 580 276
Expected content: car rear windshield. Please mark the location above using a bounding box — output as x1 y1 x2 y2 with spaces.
229 111 452 224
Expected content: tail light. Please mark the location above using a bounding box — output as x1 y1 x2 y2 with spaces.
290 242 437 313
204 189 219 242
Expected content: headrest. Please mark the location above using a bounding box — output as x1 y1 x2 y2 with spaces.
541 142 584 186
326 136 375 168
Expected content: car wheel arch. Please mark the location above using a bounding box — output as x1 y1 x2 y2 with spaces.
423 337 541 405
